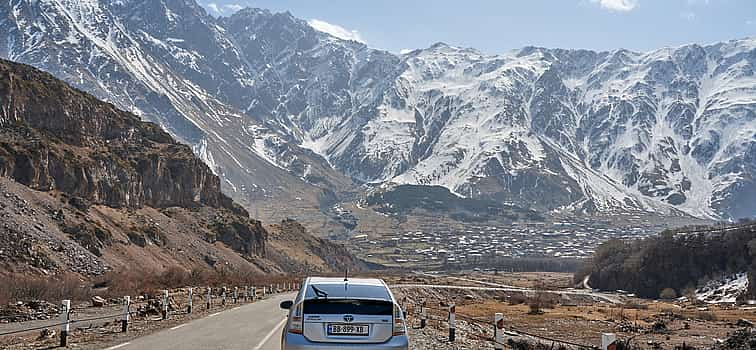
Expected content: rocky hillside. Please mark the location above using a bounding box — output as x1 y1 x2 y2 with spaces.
0 58 361 277
1 0 754 221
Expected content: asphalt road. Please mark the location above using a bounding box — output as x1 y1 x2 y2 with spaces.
105 293 295 350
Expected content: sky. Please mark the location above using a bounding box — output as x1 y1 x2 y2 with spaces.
200 0 756 55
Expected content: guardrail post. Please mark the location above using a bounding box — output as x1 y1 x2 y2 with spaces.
162 290 169 320
494 312 504 350
602 333 617 350
448 303 456 342
234 287 238 304
60 299 70 347
206 287 211 310
221 287 227 306
262 285 266 298
276 284 280 293
122 296 130 333
187 288 193 314
253 286 257 301
244 286 249 302
420 300 427 329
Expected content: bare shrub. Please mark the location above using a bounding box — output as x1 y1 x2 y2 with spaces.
0 274 92 303
692 311 717 321
659 288 678 299
509 294 527 305
623 301 649 310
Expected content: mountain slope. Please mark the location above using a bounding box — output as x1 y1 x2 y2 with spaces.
0 0 359 233
0 57 361 276
2 0 754 220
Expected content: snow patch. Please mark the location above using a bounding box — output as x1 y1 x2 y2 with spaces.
696 273 749 304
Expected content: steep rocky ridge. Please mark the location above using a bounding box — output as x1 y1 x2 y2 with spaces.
1 0 754 221
0 58 361 277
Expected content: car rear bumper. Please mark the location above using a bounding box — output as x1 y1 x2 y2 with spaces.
282 333 409 350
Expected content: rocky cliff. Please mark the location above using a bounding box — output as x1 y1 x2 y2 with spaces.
0 58 360 277
0 59 241 212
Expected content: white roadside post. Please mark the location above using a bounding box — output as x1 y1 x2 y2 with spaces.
253 286 257 301
234 287 239 304
448 302 456 342
420 300 427 329
262 285 266 298
494 313 504 350
602 333 617 350
162 290 169 320
187 288 193 314
206 287 212 310
122 296 130 333
244 286 249 302
60 299 71 347
221 287 227 306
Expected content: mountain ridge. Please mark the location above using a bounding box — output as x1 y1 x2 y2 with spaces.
2 0 754 222
0 57 364 277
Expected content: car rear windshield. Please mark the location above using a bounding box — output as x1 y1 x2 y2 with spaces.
303 299 393 315
303 283 391 300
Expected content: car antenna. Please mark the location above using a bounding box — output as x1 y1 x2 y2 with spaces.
344 269 349 282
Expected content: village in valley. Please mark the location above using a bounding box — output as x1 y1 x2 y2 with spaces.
342 212 706 269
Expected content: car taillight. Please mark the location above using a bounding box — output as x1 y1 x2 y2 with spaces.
288 303 303 334
393 304 406 336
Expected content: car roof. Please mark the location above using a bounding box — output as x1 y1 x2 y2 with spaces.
307 277 386 286
303 277 392 301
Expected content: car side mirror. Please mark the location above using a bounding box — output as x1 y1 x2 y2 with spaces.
280 300 293 310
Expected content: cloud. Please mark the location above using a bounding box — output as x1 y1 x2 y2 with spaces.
680 11 697 21
748 19 754 25
307 19 366 43
589 0 638 12
206 2 220 13
224 4 243 12
203 2 243 15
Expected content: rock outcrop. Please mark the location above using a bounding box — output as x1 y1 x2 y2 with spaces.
0 59 240 213
0 58 363 277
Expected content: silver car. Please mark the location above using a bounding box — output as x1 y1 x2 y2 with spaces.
280 277 409 349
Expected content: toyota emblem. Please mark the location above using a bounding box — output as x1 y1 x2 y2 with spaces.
343 315 354 322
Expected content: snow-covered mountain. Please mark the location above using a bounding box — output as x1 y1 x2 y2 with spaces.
2 0 754 220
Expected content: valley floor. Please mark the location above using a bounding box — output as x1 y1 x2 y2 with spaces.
390 272 756 349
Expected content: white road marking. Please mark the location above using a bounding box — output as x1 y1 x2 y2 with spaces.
170 324 187 330
253 318 287 350
208 312 221 318
105 342 131 350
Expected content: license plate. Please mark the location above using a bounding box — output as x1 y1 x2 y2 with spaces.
327 323 369 336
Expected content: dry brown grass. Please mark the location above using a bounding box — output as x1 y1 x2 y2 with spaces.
0 274 93 304
0 268 303 303
92 266 303 298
